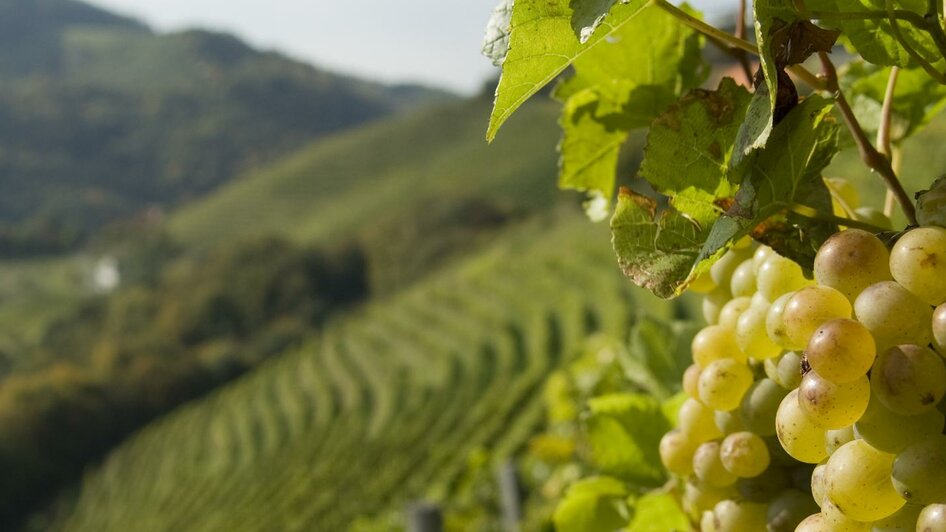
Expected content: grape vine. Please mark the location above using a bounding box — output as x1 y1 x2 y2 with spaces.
484 0 946 530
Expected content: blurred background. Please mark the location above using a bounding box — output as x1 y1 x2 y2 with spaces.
1 1 944 531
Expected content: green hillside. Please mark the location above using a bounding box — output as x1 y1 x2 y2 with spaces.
35 215 679 531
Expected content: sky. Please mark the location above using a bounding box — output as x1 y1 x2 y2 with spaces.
84 0 730 94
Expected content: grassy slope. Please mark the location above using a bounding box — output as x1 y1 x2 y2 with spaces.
167 95 563 248
40 213 681 532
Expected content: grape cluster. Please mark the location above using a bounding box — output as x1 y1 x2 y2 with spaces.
660 224 946 531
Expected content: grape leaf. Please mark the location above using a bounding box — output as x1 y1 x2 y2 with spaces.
917 175 946 228
701 95 840 270
626 492 691 532
842 62 946 145
585 393 669 485
620 317 698 400
557 4 707 220
571 0 619 43
485 0 649 141
482 0 514 67
553 476 629 532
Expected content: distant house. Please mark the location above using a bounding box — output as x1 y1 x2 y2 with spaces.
93 256 121 293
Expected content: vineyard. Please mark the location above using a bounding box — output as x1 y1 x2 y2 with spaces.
37 216 668 531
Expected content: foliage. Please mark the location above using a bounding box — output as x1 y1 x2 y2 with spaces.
485 0 946 298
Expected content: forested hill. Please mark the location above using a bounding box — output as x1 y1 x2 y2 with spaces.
0 0 453 253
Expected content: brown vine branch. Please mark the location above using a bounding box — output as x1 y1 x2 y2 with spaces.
819 52 918 225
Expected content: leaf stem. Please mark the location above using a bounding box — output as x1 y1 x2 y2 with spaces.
735 0 754 84
877 66 899 159
788 203 891 234
653 0 758 56
818 52 918 225
885 0 946 84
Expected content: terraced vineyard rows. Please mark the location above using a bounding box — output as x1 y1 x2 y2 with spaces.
46 218 658 531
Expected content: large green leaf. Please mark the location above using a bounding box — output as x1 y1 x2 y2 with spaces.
584 393 669 485
626 492 691 532
553 476 629 532
486 0 649 141
620 317 698 399
557 4 707 220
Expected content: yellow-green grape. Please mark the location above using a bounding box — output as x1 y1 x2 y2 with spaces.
712 499 768 532
827 176 860 215
703 286 730 325
821 498 872 531
794 513 829 531
770 351 803 389
720 431 771 478
933 303 946 355
811 463 828 507
684 477 738 516
714 409 745 435
678 398 724 443
751 290 769 307
871 344 946 415
698 359 754 411
754 245 775 270
694 441 738 487
766 489 819 532
689 269 717 294
782 286 853 350
659 429 697 475
917 504 946 532
813 229 892 302
889 226 946 306
692 324 745 366
853 206 893 230
736 302 782 360
718 296 751 330
712 248 752 295
825 426 855 455
870 503 923 532
766 292 796 349
739 378 788 437
805 318 876 384
854 281 934 349
683 363 701 399
776 389 828 463
701 510 718 532
891 434 946 505
855 392 945 453
736 464 791 502
731 258 757 298
823 439 905 522
797 371 870 429
757 254 813 301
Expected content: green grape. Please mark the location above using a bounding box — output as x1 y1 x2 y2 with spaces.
690 269 717 294
870 503 923 532
766 489 819 532
737 464 791 502
853 206 892 230
821 498 872 531
736 302 782 360
797 371 870 429
768 351 803 389
712 248 752 295
933 303 946 356
811 463 828 507
701 510 719 532
714 409 745 435
720 431 771 478
782 286 853 350
917 504 946 532
712 499 768 532
694 441 738 487
872 344 946 415
684 477 738 516
813 229 892 302
683 363 701 399
766 292 796 349
776 389 828 463
659 429 697 475
758 254 813 301
855 392 945 453
805 318 876 384
692 325 745 367
824 439 905 522
891 434 946 505
751 290 770 308
731 258 757 298
678 398 723 442
718 296 752 330
754 245 774 270
765 434 798 467
854 281 934 349
794 513 829 531
703 286 731 325
739 378 788 437
699 359 754 411
889 226 946 306
825 426 855 455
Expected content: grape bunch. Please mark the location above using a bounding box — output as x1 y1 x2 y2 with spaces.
659 222 946 531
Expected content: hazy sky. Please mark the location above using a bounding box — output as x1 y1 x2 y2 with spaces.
84 1 729 94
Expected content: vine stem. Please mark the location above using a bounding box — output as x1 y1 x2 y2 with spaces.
819 52 918 225
735 0 754 84
878 67 900 218
789 203 892 234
